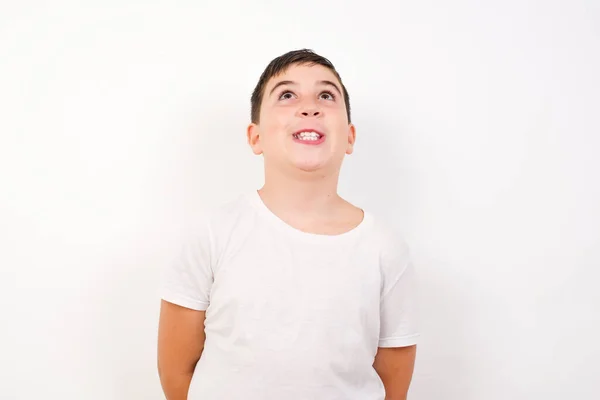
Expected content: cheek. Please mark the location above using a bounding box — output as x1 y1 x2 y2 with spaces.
273 110 292 129
326 110 350 133
262 106 287 125
328 121 351 142
264 115 291 139
260 123 289 151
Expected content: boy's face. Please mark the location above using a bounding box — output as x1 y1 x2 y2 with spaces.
247 63 356 174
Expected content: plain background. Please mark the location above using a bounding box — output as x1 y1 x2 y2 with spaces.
1 1 599 399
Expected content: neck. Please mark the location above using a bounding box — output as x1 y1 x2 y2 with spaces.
259 164 342 215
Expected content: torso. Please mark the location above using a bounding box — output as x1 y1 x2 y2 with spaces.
186 192 389 399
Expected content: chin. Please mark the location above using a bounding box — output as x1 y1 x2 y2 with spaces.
291 159 328 172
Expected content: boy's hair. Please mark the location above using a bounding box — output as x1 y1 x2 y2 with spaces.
250 49 351 124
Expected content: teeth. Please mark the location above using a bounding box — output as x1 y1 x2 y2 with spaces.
295 131 321 141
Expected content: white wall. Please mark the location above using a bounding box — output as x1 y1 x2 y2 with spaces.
1 1 599 399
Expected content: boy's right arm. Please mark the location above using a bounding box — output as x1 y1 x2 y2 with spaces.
157 300 206 400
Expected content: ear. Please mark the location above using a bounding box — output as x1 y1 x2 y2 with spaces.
346 123 356 155
247 123 263 155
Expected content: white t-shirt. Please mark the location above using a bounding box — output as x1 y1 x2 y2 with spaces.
160 191 419 400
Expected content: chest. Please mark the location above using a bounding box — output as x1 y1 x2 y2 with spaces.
205 229 382 333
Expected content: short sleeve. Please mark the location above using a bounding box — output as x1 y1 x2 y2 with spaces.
160 220 214 311
378 232 419 348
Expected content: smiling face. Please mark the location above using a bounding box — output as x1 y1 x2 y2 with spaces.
247 63 356 174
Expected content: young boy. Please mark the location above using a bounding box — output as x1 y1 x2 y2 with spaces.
157 49 419 399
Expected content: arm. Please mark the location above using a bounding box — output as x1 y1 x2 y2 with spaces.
376 227 419 399
373 345 417 400
157 300 206 400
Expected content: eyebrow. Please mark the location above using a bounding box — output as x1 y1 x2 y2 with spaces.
268 80 343 97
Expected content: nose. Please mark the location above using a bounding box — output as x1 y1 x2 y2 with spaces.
297 101 322 118
301 108 320 117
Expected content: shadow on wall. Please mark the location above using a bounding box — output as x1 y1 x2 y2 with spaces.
339 115 414 227
84 236 169 400
409 257 475 400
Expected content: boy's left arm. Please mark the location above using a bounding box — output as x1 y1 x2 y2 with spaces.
373 345 417 400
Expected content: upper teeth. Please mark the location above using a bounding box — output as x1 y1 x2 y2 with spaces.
296 131 321 140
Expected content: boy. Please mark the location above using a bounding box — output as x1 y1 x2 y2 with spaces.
157 49 419 399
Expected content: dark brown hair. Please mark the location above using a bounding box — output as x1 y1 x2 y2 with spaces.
250 49 351 124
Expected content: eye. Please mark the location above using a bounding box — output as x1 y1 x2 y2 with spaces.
319 90 336 101
278 91 296 100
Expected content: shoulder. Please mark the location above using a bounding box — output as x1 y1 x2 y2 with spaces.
366 213 410 254
188 192 256 234
183 192 258 256
361 212 415 298
363 212 412 272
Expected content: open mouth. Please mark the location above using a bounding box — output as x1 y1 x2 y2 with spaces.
292 131 324 142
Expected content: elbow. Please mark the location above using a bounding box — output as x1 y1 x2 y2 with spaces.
157 357 198 381
158 348 203 374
